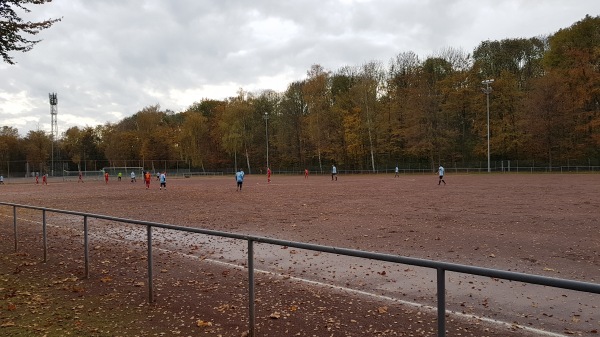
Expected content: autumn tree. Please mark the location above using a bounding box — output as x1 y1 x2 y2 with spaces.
178 100 227 169
543 15 600 160
473 37 547 88
276 81 308 168
328 66 357 168
386 51 421 165
401 56 454 169
250 90 280 170
101 105 178 168
487 71 524 161
101 125 138 166
0 126 23 173
24 129 51 174
350 61 385 171
522 72 575 168
0 0 61 64
437 67 479 164
179 111 210 169
303 64 333 172
61 126 104 170
219 90 254 172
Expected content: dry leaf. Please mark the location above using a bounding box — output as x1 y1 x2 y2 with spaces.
378 306 388 314
196 320 213 327
0 322 15 327
270 312 281 319
215 304 230 312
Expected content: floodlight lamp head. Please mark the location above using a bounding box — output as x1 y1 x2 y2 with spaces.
49 92 58 105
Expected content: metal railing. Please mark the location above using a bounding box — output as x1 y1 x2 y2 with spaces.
2 201 599 337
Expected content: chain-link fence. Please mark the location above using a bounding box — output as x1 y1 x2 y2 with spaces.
1 159 599 182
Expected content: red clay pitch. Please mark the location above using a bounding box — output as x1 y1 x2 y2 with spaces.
1 173 598 336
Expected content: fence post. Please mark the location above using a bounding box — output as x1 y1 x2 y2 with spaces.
84 215 89 279
147 225 154 303
13 206 17 252
43 210 47 262
437 268 446 337
248 240 255 337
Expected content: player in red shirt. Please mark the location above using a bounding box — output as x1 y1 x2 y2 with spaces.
42 174 48 185
267 167 271 183
144 171 151 189
104 172 109 184
304 168 309 179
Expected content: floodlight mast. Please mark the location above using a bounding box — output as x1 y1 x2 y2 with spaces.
49 93 58 176
481 80 494 173
263 112 269 169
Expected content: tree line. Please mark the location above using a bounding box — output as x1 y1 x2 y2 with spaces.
1 15 599 175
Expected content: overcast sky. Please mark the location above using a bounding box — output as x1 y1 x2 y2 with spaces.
1 0 598 137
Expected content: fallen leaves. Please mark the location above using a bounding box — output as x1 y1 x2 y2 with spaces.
215 304 233 313
196 319 212 327
71 285 85 293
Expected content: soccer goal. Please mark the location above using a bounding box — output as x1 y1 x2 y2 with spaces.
102 167 144 178
63 170 104 181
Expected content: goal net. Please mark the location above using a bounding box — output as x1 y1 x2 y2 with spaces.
102 167 144 178
63 170 104 180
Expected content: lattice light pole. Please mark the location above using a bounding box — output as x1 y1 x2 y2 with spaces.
49 93 58 176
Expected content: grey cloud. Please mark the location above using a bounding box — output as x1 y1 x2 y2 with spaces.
1 0 599 136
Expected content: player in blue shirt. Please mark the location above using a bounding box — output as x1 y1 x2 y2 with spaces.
437 165 446 185
236 169 245 191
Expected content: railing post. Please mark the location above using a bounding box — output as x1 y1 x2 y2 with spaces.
437 268 446 337
84 215 89 279
13 206 17 252
248 240 255 337
43 210 47 263
147 225 154 303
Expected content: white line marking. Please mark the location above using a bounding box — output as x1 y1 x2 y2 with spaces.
1 214 572 337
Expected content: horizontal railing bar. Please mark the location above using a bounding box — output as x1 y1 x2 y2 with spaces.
2 201 599 295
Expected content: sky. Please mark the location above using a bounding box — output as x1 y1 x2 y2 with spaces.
1 0 599 137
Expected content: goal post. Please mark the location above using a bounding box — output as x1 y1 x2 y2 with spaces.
63 170 104 180
102 167 144 178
